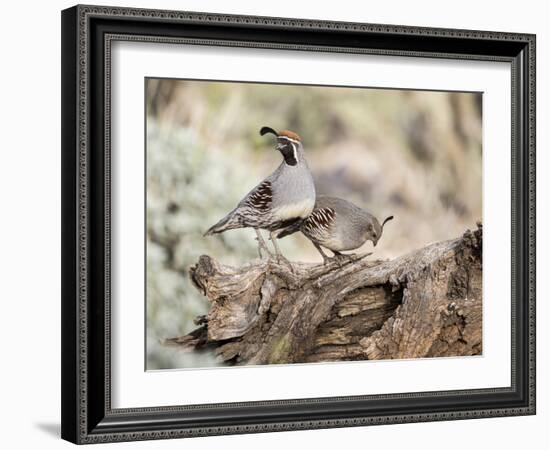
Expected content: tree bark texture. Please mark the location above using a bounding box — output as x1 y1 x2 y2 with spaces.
168 225 482 365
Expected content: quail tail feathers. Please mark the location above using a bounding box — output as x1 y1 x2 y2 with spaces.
203 209 241 236
275 219 303 239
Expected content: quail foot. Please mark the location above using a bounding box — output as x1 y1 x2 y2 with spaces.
277 196 393 265
204 127 316 265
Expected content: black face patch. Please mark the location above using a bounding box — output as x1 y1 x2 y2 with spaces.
277 138 298 166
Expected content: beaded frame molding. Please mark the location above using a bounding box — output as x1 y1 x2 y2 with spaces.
61 4 536 444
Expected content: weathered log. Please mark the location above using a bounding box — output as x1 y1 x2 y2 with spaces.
167 224 482 365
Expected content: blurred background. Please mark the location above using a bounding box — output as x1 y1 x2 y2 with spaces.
145 78 482 370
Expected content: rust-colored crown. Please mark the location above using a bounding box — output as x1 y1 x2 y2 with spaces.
278 130 301 141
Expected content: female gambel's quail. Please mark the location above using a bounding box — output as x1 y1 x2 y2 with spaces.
204 126 316 261
278 196 393 264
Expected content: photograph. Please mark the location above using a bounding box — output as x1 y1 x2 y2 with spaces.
145 78 483 370
57 3 536 444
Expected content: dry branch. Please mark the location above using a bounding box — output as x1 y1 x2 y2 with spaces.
167 225 482 365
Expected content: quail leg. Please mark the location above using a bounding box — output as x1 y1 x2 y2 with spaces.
332 251 360 267
333 251 354 259
269 231 294 270
255 229 272 259
313 242 332 265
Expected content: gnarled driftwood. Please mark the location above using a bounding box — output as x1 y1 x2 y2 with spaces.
167 225 482 365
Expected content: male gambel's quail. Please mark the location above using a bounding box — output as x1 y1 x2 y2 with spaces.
278 196 393 264
204 127 316 260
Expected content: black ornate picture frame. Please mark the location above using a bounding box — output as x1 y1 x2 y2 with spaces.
61 4 536 444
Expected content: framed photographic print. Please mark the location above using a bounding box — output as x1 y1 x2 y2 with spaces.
61 4 536 444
